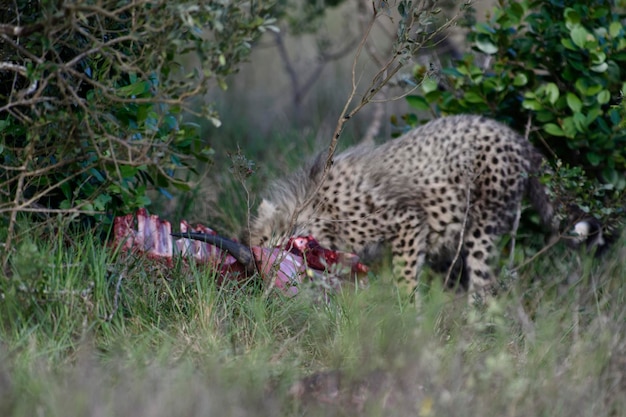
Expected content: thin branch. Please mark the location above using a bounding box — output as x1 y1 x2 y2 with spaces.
274 29 358 113
273 30 300 102
0 61 38 96
509 205 522 269
298 39 359 103
510 232 567 273
0 165 95 214
0 96 56 114
284 1 466 243
0 61 27 73
0 34 44 64
62 3 137 22
0 21 47 37
444 180 471 288
65 35 137 68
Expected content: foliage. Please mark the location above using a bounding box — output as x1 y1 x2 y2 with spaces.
0 0 276 236
400 0 626 227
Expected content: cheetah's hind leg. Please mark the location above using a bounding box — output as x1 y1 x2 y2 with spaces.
463 219 500 304
390 212 429 299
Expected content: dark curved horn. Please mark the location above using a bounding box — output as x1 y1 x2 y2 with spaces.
171 232 256 272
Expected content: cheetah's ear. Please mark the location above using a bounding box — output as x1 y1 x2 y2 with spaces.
257 199 279 219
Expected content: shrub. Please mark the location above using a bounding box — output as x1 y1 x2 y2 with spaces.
0 0 276 237
401 0 626 228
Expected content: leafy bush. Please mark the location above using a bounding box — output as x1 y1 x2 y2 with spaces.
0 0 276 236
401 0 626 227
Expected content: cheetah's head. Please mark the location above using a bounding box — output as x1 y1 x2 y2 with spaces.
241 199 301 248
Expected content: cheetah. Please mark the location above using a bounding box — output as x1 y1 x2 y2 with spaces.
243 115 555 297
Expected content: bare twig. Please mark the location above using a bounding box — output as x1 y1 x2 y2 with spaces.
510 234 563 272
509 205 522 269
273 29 358 121
507 115 538 268
0 61 39 96
444 180 472 288
295 1 465 224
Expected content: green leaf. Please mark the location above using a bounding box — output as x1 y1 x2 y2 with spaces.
424 90 442 103
591 6 609 19
543 123 565 136
116 81 151 97
513 72 528 87
563 8 581 29
421 78 439 94
561 38 576 51
475 38 498 55
585 107 603 125
590 62 608 73
441 67 463 77
545 83 560 105
566 92 582 112
402 113 418 127
609 108 622 125
570 25 592 49
586 152 602 166
89 168 105 183
573 112 586 132
171 181 192 192
474 22 496 35
522 99 543 111
60 199 72 210
597 90 610 105
163 115 178 131
463 91 484 104
94 194 113 211
562 117 577 138
508 2 524 21
135 195 152 207
82 203 95 213
406 95 430 110
536 111 555 122
575 78 603 96
590 51 606 65
119 165 139 179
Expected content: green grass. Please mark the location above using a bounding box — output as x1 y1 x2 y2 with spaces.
1 222 625 416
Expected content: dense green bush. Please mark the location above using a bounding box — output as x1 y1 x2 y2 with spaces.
0 0 276 236
401 0 625 227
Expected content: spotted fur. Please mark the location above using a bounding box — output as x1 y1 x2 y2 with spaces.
243 115 555 297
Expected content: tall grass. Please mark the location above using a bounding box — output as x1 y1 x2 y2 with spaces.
0 221 624 416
